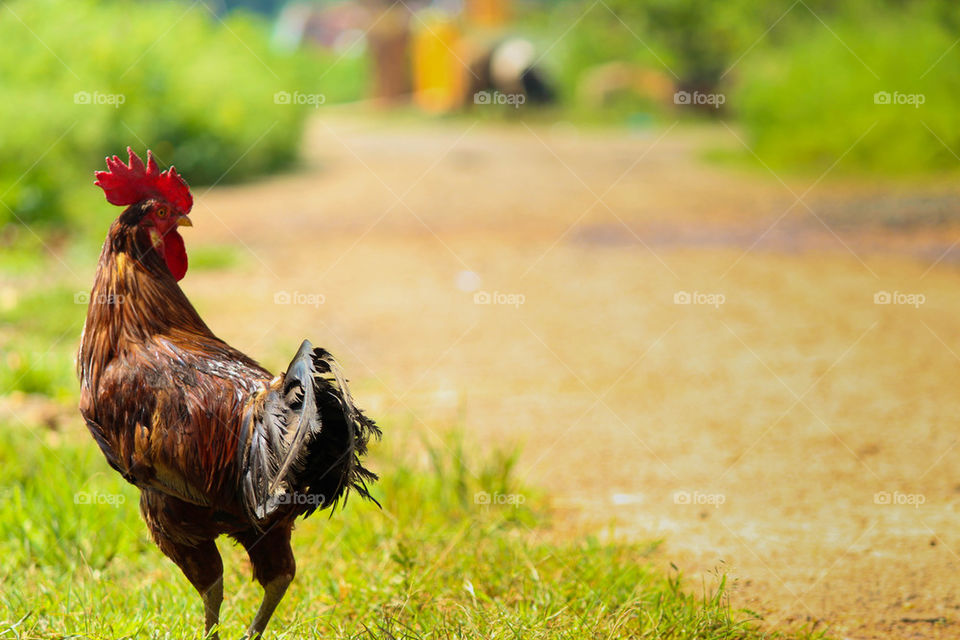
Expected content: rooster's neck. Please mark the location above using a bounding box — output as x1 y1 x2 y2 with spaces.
78 217 211 392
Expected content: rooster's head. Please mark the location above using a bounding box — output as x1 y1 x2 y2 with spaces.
95 147 193 281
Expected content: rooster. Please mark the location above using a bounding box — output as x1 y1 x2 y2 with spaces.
77 148 380 639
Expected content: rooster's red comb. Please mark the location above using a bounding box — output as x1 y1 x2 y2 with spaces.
94 147 193 213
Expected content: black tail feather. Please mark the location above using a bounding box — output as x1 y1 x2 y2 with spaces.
238 340 381 525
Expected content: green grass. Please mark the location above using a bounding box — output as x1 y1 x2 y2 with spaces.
0 282 86 400
0 424 826 639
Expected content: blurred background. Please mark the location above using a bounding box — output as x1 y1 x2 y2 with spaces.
3 0 960 638
5 0 960 233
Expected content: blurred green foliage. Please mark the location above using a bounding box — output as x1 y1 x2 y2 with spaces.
0 0 366 230
525 0 960 174
734 5 960 175
526 0 838 107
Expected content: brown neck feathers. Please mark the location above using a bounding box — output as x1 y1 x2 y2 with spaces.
78 208 210 394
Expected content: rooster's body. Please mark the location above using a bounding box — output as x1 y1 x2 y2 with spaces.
77 149 379 639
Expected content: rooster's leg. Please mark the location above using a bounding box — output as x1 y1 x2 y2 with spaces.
201 575 224 639
141 492 225 637
155 537 224 639
236 527 296 639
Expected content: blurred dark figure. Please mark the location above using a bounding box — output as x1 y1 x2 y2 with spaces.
468 37 556 105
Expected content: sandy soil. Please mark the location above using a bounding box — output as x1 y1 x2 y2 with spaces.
175 114 960 639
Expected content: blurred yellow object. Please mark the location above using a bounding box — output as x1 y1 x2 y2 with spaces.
412 12 464 113
465 0 510 27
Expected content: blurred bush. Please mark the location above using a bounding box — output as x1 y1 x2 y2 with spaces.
0 0 365 230
733 4 960 175
522 0 841 122
526 0 960 174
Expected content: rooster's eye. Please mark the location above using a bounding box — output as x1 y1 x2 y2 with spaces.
156 207 168 219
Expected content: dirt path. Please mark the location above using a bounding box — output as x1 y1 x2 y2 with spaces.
188 114 960 639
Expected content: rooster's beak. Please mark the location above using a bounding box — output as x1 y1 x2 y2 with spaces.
177 215 193 227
